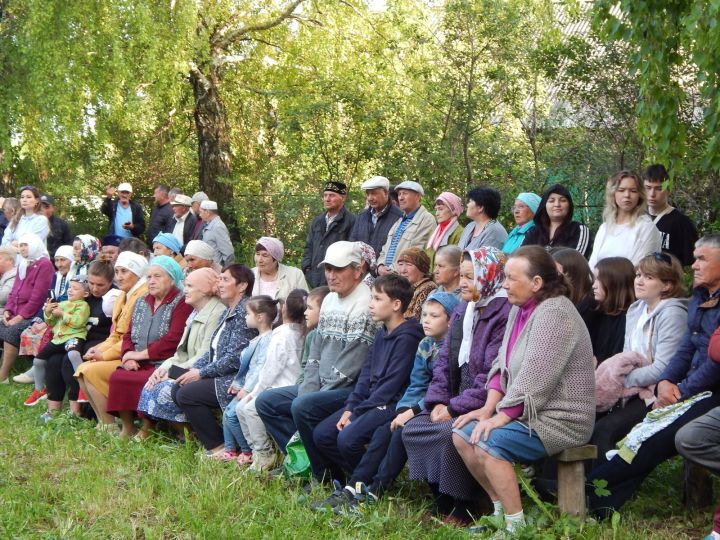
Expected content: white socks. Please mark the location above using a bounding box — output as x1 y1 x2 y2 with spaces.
492 500 504 516
505 510 525 532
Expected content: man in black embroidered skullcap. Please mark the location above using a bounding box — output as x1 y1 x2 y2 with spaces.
301 181 356 287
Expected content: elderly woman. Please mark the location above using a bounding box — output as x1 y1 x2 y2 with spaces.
0 246 17 312
251 236 308 300
433 245 462 298
452 245 594 533
502 192 541 254
458 187 507 251
0 234 54 383
173 264 258 454
75 252 149 430
427 192 464 267
397 248 437 321
70 234 101 277
41 260 116 417
184 239 222 274
1 186 49 247
402 247 510 524
105 256 193 437
153 232 187 269
137 268 225 435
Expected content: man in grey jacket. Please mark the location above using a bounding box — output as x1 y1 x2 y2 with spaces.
197 200 235 267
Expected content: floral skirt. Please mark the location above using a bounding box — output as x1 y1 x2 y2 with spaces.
137 379 187 423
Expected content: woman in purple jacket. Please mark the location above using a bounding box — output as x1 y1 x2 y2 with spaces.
0 233 54 382
402 246 511 524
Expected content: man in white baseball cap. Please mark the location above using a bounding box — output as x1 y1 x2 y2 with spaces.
197 200 234 267
376 181 436 274
100 182 145 239
349 176 402 263
166 194 197 246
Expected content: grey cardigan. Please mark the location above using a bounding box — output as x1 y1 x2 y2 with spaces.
487 295 595 456
622 298 689 388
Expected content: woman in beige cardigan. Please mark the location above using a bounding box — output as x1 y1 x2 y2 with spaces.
251 236 308 300
451 245 595 533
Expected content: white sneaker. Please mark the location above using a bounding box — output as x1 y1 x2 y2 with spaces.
247 451 276 473
13 373 34 384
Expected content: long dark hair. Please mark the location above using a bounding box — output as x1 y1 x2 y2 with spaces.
284 289 308 325
551 248 593 306
11 185 42 230
532 184 575 245
594 257 635 316
511 246 570 303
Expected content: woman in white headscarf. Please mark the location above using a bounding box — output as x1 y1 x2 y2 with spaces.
0 234 54 382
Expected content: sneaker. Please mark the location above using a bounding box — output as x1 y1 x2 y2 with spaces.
311 480 354 512
24 388 48 407
13 373 34 384
355 482 379 506
236 452 253 467
76 389 89 403
247 451 276 472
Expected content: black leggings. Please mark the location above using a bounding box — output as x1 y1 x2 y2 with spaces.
45 340 102 402
172 378 222 450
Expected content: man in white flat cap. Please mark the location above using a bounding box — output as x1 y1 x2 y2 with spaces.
100 182 145 239
376 181 436 275
165 194 197 246
349 175 402 263
197 200 234 267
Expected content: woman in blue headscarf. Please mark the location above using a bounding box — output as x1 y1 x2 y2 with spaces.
105 256 193 438
153 232 187 270
502 193 541 254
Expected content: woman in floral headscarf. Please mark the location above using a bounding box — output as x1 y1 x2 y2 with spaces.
357 241 377 288
70 234 101 278
401 246 511 525
427 192 464 268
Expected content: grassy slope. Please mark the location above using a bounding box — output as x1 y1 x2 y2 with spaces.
0 370 714 539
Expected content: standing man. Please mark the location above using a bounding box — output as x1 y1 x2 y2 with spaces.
40 194 72 257
197 200 234 267
643 164 699 266
376 181 436 275
190 191 209 240
100 182 145 239
165 194 196 246
302 181 355 288
349 176 402 264
146 184 174 243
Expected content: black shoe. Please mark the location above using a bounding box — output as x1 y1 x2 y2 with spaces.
311 480 354 512
355 482 379 506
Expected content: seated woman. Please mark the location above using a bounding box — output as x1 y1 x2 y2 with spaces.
70 235 101 277
173 264 258 455
452 245 595 533
152 232 187 270
0 233 54 383
522 184 593 258
75 252 149 430
105 256 193 438
183 240 222 274
40 261 116 416
433 245 462 298
397 248 437 320
402 247 510 525
589 170 661 269
251 236 308 300
592 252 688 458
426 192 463 268
137 268 225 434
590 257 636 365
551 247 597 330
502 192 541 254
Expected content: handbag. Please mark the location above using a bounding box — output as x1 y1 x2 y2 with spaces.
282 431 311 479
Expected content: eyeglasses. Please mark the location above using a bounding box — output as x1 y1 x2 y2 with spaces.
652 252 672 265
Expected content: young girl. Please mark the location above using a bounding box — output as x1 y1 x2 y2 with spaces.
296 286 330 386
237 289 307 472
217 296 276 464
26 276 91 418
1 186 49 247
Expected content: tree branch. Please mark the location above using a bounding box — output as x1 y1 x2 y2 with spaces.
213 0 305 50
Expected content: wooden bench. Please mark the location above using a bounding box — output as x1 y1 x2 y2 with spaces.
556 444 597 517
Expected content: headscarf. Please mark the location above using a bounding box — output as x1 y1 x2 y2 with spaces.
149 255 184 290
54 245 74 261
516 193 542 214
184 240 215 261
397 247 431 276
115 251 149 278
256 237 284 262
466 246 507 307
153 232 182 255
17 233 49 279
427 192 463 250
357 242 377 274
74 234 100 269
186 267 219 296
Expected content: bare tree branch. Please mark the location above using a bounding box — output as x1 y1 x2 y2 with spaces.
213 0 305 50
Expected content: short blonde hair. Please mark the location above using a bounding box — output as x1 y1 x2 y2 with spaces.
0 246 16 263
603 170 648 226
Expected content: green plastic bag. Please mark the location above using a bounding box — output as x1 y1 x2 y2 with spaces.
283 431 311 479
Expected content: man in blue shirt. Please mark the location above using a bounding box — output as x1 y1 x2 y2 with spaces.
100 182 145 239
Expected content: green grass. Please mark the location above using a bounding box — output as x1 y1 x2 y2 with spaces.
0 364 714 539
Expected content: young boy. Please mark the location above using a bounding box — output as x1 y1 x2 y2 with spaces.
26 276 91 418
310 274 424 511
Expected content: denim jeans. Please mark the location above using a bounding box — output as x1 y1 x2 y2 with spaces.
223 395 251 453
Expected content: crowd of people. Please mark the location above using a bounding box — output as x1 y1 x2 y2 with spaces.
0 168 718 538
